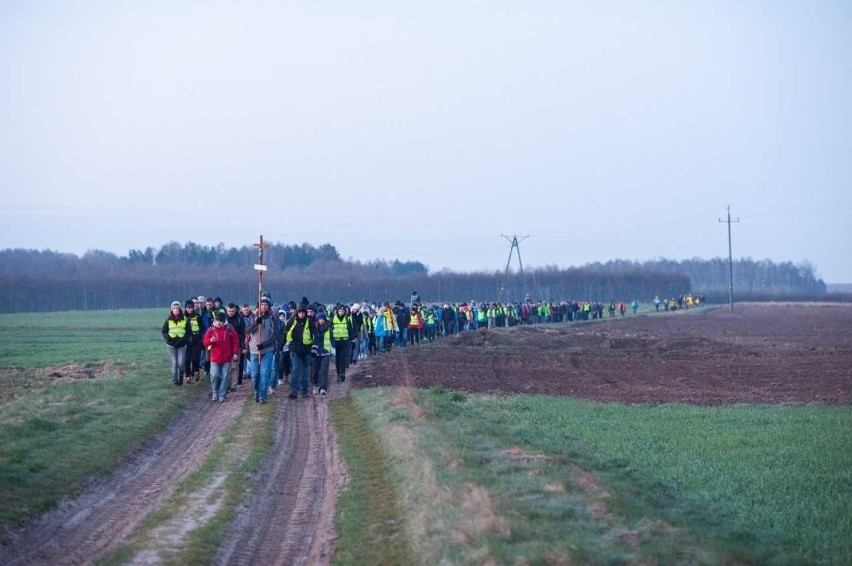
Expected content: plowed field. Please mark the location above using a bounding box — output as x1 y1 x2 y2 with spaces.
359 304 852 405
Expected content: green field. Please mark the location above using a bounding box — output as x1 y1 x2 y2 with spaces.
336 388 852 565
1 309 850 565
0 309 191 527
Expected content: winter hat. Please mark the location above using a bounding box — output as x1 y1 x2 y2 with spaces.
260 297 272 306
316 313 327 323
171 301 182 309
197 295 206 302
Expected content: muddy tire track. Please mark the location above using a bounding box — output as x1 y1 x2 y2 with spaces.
215 364 358 566
0 382 250 565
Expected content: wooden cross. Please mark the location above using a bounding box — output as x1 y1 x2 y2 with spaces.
254 235 268 265
253 235 269 306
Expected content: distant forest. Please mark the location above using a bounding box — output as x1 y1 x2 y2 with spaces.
0 241 832 313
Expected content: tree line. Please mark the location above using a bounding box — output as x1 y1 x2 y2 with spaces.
0 243 831 313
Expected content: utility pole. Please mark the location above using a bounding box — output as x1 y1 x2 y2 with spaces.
718 207 739 314
499 234 528 302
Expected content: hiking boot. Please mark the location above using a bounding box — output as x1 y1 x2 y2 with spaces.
288 392 298 399
261 399 266 404
228 386 237 393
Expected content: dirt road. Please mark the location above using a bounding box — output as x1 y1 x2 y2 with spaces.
0 368 357 565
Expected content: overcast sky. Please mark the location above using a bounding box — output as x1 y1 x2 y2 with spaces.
1 1 850 282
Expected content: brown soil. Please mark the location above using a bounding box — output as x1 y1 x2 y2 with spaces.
358 304 852 405
215 371 352 566
0 362 121 404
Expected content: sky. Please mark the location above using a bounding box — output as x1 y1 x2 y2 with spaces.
1 1 850 282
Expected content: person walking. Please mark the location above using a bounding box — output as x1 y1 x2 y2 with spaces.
286 305 315 399
183 299 203 384
408 305 423 345
311 312 333 395
202 312 240 402
331 305 353 382
245 297 280 404
162 301 190 386
225 303 246 390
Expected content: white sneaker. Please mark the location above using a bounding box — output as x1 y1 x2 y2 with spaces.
319 389 327 395
313 386 319 395
277 379 283 386
211 394 218 401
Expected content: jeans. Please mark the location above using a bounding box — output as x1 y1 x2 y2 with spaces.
290 351 311 394
167 345 187 384
250 351 274 401
270 352 279 389
210 361 231 400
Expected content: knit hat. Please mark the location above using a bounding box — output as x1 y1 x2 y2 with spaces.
171 301 182 309
316 313 327 323
260 297 272 306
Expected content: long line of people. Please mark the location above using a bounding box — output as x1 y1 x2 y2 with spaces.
162 292 703 402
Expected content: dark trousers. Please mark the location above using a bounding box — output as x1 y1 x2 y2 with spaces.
315 355 331 391
310 353 319 386
185 341 202 377
237 350 246 384
408 327 420 345
334 341 350 379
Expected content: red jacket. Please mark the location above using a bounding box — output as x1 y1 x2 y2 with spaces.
203 324 240 364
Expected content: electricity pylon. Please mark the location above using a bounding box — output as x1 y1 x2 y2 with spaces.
499 234 528 302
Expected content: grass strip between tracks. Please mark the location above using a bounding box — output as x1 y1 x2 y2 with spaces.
96 393 276 565
330 394 415 566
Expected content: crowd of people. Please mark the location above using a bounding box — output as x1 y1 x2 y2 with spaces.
162 291 705 403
